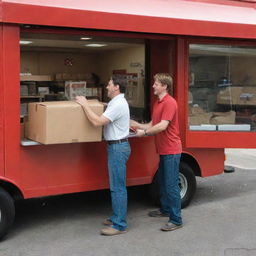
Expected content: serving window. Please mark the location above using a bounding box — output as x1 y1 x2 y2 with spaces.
188 44 256 132
20 31 149 141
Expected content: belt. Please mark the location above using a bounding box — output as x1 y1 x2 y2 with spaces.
107 138 128 145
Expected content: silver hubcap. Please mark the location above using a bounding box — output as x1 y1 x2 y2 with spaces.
179 173 188 199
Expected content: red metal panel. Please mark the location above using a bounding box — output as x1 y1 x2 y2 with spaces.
0 24 4 176
3 24 21 182
0 1 2 22
19 138 158 198
149 39 175 113
176 38 187 146
183 147 224 176
186 131 256 148
1 1 256 39
2 0 255 23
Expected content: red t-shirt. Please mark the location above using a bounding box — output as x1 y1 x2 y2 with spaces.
152 94 182 155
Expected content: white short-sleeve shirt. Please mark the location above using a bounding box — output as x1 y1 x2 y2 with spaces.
103 94 130 141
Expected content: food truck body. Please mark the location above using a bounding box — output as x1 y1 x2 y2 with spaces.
0 0 256 238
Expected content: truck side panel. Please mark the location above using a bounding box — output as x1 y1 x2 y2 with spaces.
183 148 225 177
0 24 4 177
18 137 158 198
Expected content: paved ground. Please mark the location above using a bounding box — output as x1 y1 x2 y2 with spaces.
225 148 256 170
1 149 256 256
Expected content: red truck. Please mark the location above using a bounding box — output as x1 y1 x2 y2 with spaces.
1 0 256 239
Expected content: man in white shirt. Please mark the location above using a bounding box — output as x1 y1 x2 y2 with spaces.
76 76 130 236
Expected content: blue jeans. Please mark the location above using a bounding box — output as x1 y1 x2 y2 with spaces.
107 141 131 231
159 154 182 225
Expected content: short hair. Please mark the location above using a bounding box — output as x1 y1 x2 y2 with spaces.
154 73 173 94
111 75 128 93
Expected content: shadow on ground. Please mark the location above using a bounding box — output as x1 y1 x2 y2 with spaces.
10 185 151 239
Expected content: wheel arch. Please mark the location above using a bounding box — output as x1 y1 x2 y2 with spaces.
181 152 201 177
0 178 24 201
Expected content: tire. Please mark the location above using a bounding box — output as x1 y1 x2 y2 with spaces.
179 162 197 208
149 161 197 209
0 187 15 240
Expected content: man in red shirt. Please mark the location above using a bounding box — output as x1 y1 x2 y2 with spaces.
130 73 182 231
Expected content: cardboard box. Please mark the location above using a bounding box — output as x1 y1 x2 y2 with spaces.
188 106 212 125
20 75 52 81
188 112 212 125
237 87 256 105
55 73 91 81
65 81 87 100
210 111 236 125
217 87 243 105
27 100 104 144
189 105 205 115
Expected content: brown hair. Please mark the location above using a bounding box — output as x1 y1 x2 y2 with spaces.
154 73 173 94
111 75 127 93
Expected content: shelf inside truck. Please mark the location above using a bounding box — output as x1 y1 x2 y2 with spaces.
20 138 41 146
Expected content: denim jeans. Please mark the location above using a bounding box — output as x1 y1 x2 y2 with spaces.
159 154 182 225
107 141 131 231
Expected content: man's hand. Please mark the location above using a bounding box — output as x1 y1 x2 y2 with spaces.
136 129 145 137
75 96 88 106
130 120 139 129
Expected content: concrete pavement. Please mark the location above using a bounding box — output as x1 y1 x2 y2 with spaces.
225 148 256 170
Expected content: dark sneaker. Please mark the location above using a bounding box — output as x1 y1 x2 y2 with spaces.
103 219 113 226
161 222 183 231
148 209 169 217
100 227 127 236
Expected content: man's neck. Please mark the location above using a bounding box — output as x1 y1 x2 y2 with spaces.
158 91 167 101
110 92 121 100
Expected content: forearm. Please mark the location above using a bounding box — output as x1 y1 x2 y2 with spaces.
82 105 102 127
138 123 152 130
144 120 169 136
130 120 152 130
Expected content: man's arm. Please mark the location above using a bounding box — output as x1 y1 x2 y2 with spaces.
136 120 169 137
130 120 152 130
76 96 110 127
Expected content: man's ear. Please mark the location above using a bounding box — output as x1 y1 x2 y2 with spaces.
163 84 168 90
115 84 120 91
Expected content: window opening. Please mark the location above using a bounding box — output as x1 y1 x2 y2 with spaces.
20 31 148 141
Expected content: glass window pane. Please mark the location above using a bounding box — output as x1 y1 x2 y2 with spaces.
188 44 256 132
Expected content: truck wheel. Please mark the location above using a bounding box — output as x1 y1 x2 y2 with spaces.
179 162 196 208
0 187 15 240
149 161 197 209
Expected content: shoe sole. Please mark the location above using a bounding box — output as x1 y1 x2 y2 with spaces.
101 230 127 236
161 225 183 231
